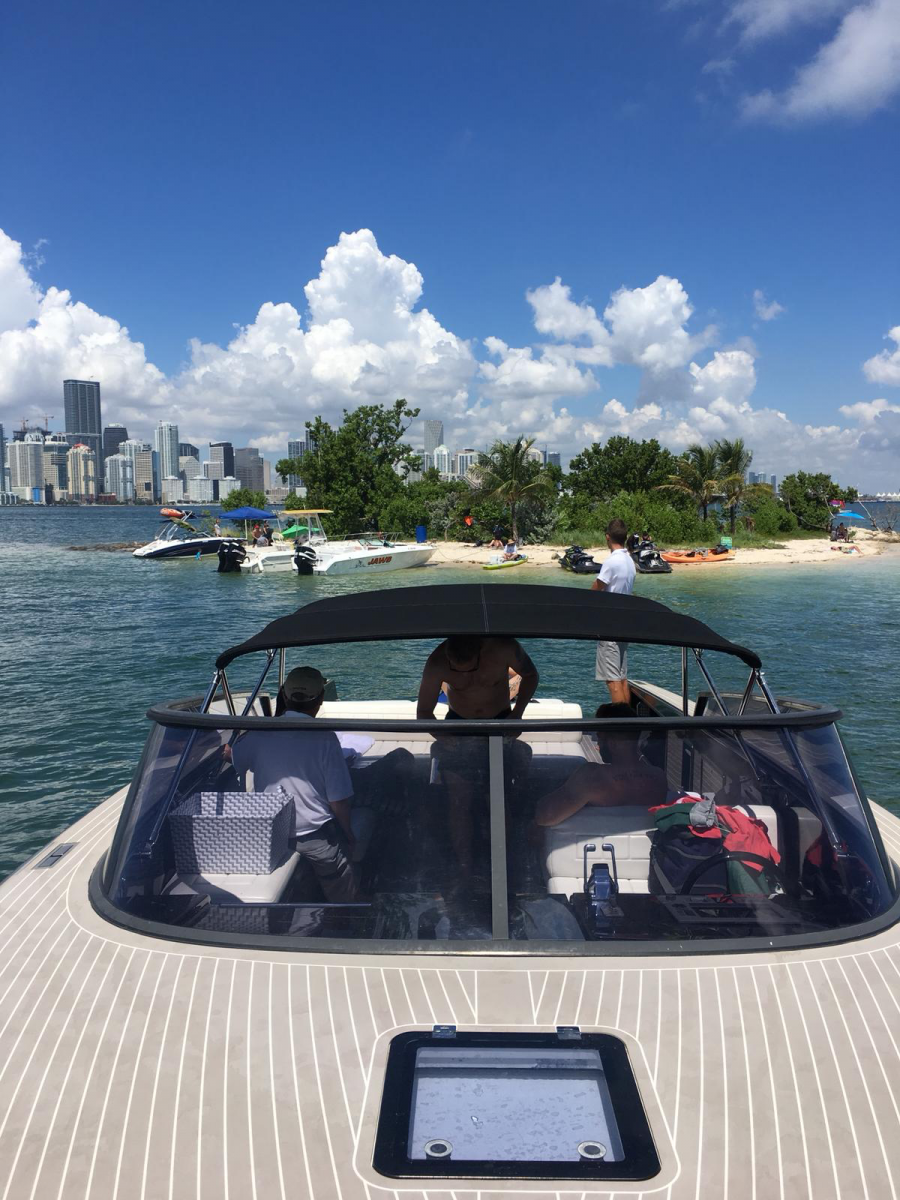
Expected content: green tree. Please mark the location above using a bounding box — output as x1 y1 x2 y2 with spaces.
220 487 268 511
714 438 772 535
295 399 421 533
275 457 300 486
779 472 858 531
567 437 678 499
656 444 723 522
469 436 556 542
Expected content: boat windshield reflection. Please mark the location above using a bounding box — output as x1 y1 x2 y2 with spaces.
101 704 895 949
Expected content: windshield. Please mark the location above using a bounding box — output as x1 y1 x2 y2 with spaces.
101 704 895 950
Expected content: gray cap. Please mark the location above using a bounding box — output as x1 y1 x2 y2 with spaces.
283 665 326 703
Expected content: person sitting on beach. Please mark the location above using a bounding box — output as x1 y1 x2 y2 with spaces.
418 636 538 874
503 540 519 560
533 703 668 826
489 524 505 549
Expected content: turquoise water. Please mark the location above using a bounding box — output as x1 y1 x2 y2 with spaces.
1 505 898 878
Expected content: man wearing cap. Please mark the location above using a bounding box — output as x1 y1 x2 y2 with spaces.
231 665 359 901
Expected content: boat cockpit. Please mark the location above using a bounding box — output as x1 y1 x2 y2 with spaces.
93 585 897 953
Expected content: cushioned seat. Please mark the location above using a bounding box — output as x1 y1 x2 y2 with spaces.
542 803 784 898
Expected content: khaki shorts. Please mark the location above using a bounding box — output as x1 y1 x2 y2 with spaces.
595 640 628 682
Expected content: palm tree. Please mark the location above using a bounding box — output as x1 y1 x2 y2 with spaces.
469 436 555 543
655 443 723 522
715 438 754 535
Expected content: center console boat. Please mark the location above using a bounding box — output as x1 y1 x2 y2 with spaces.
2 583 899 1197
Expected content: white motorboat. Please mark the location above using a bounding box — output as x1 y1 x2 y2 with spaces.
133 508 226 559
238 508 330 574
239 509 435 575
4 583 900 1198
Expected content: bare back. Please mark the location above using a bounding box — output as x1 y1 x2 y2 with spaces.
417 637 536 719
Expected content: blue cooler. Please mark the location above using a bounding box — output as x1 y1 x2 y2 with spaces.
415 525 427 543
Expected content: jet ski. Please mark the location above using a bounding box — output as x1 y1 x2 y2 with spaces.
558 545 600 574
631 541 673 574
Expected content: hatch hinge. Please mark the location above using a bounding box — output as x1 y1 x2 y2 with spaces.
431 1024 457 1039
556 1025 582 1041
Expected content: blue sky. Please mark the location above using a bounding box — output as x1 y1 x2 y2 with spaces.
2 0 899 486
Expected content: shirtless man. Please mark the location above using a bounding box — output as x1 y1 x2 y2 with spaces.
534 703 667 826
418 636 539 872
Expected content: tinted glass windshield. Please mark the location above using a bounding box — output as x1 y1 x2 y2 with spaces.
102 705 895 948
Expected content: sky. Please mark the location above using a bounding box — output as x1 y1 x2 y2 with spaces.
1 0 899 488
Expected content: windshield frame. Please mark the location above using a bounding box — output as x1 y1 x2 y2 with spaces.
92 700 900 957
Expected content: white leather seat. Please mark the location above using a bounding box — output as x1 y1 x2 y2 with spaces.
542 803 784 898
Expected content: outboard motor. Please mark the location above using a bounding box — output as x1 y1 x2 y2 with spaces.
293 543 317 575
217 540 247 573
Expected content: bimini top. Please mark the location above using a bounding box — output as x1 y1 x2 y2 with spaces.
216 583 762 669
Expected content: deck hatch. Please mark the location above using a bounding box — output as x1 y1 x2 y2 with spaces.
373 1030 659 1180
33 843 76 869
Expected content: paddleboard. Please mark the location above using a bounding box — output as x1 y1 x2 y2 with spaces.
483 555 528 570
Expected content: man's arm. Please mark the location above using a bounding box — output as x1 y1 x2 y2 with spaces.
416 651 444 719
534 763 602 826
508 639 539 719
329 796 355 845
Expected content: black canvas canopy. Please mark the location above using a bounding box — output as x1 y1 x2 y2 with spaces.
216 583 762 669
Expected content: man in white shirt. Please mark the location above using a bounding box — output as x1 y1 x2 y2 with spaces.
591 517 636 704
231 665 359 901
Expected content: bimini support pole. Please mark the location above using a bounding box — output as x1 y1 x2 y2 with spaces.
279 647 286 690
681 648 689 716
242 649 277 716
737 669 758 716
756 672 781 715
692 649 728 716
200 671 221 713
219 670 236 716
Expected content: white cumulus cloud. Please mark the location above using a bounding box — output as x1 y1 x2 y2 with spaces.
753 289 785 321
863 326 900 386
742 0 900 122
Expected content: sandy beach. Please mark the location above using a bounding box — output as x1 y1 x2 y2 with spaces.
426 528 898 570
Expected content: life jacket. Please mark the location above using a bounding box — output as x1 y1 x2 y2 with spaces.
649 795 781 896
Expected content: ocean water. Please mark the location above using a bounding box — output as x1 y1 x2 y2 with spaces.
1 505 898 879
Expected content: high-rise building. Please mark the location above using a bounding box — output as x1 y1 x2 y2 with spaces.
208 441 234 480
424 420 444 458
0 424 5 487
154 421 179 482
456 448 478 478
432 444 453 477
187 476 214 503
770 475 777 493
525 446 544 465
67 444 97 500
179 455 202 484
102 424 129 463
43 435 71 496
287 438 306 489
235 447 264 493
121 440 156 502
63 380 102 488
161 476 184 504
546 451 561 469
217 476 241 500
178 442 199 459
9 436 45 493
104 453 134 501
263 458 272 492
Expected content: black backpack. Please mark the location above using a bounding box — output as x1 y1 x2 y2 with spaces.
649 823 729 896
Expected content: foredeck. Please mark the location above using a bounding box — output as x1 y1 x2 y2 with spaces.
2 791 900 1199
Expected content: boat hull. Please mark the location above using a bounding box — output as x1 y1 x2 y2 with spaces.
312 545 436 575
5 788 900 1200
133 536 226 559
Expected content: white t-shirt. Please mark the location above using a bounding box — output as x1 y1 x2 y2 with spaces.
597 546 636 595
231 713 353 835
